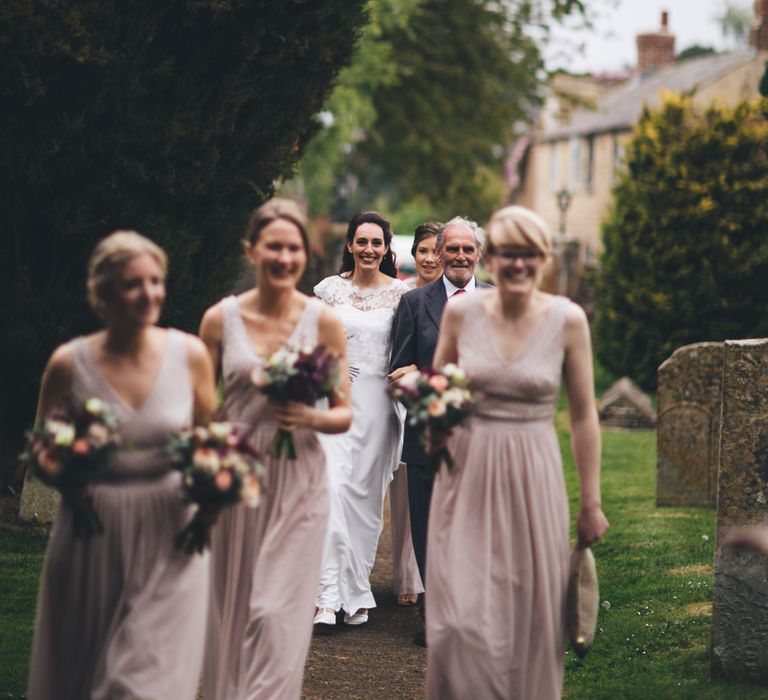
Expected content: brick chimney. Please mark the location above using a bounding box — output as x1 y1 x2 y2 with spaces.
636 11 676 77
752 0 768 51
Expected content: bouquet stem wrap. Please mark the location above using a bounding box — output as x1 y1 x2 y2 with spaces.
269 427 297 460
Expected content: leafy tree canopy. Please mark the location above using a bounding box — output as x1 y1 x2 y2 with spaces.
286 0 588 226
676 45 717 62
594 92 768 389
0 0 368 459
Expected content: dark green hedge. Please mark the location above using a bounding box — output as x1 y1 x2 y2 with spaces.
0 0 367 462
594 94 768 390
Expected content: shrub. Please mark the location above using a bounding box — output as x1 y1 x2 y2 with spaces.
594 93 768 390
0 0 368 467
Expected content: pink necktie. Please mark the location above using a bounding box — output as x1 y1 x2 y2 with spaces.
452 289 466 297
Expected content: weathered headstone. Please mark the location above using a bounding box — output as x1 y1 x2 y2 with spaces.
711 338 768 681
18 470 59 523
656 342 723 507
598 377 656 430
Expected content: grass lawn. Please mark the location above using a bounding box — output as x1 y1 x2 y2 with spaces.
2 422 768 697
561 426 768 699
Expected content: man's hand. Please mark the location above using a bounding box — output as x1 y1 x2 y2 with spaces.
388 364 418 383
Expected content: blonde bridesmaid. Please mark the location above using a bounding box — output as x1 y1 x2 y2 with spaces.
28 231 217 700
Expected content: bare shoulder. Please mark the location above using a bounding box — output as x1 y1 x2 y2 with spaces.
199 299 225 337
560 296 588 330
46 340 77 374
178 330 211 364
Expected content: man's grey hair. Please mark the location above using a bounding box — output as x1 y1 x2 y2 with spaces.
436 216 486 251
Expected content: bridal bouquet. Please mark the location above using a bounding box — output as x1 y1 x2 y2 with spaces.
21 397 120 537
169 421 264 554
251 344 340 460
389 364 474 472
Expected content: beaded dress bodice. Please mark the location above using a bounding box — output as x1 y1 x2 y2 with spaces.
457 294 569 423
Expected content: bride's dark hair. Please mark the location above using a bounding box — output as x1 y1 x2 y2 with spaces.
339 211 398 278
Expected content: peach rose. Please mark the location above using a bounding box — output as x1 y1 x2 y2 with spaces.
72 438 91 456
193 447 220 473
427 399 447 418
428 375 449 393
214 470 233 492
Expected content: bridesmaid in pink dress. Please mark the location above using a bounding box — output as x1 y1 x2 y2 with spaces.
199 198 352 700
426 206 608 699
27 231 217 700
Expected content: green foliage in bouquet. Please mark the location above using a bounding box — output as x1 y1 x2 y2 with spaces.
594 93 768 390
0 0 368 466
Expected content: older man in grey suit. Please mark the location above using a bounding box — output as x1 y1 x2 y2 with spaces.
388 216 489 646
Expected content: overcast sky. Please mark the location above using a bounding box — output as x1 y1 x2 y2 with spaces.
545 0 753 73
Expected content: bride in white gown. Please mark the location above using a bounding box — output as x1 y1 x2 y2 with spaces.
313 211 408 628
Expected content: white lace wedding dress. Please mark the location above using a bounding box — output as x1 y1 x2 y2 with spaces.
314 274 408 613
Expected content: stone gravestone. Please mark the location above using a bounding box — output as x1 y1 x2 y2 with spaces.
656 342 723 507
711 338 768 681
598 377 656 430
18 470 60 524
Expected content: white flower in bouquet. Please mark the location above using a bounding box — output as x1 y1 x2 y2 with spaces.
442 363 466 383
85 397 106 415
49 421 75 447
209 422 233 441
87 422 111 447
442 388 466 408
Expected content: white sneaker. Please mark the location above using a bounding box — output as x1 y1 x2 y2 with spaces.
343 609 368 626
313 608 336 627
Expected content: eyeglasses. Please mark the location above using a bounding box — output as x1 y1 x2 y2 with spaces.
490 248 544 262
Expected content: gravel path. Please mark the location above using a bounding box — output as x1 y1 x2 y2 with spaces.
302 495 427 699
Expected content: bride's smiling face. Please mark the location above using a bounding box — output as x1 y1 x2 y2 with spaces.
347 222 389 272
245 219 307 288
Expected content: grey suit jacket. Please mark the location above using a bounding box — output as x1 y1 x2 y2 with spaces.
389 276 490 465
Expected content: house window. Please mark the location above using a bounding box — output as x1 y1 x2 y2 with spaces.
569 137 582 190
585 135 595 191
548 141 559 192
611 134 624 183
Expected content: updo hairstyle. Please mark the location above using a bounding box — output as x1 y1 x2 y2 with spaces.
87 230 167 317
411 221 443 257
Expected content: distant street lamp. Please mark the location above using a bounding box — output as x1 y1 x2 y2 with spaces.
556 187 572 236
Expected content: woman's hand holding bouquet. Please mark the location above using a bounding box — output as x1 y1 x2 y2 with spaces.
251 344 340 460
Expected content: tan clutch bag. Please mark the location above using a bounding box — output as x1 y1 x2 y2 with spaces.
565 545 599 658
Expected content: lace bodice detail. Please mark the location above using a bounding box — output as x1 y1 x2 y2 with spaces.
315 275 408 376
457 294 570 423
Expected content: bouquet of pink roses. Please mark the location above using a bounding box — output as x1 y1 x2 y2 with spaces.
389 364 474 472
169 421 264 554
21 397 120 537
251 344 340 460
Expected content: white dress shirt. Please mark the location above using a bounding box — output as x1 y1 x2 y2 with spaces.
442 275 477 298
